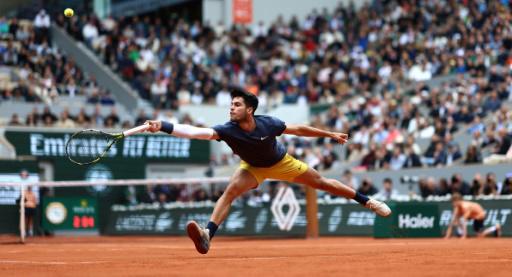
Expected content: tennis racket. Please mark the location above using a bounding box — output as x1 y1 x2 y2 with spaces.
65 124 150 165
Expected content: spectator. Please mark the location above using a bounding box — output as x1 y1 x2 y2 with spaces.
134 110 149 126
192 188 209 202
340 169 358 189
403 145 422 168
419 177 439 198
432 142 447 167
389 146 406 170
33 9 50 43
357 178 378 196
40 107 58 126
374 178 399 201
444 144 462 166
137 185 155 203
451 174 471 195
56 109 76 128
8 113 22 126
482 173 498 196
470 174 484 196
438 178 450 196
104 107 120 128
483 128 512 164
501 174 512 195
464 145 482 164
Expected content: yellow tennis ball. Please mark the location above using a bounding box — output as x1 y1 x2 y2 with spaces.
64 8 74 17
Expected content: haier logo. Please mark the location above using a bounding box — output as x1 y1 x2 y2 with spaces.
399 214 434 229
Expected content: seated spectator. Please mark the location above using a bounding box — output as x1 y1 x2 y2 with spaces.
483 128 512 164
482 173 498 196
437 178 450 196
432 142 447 166
389 146 406 170
8 113 22 126
340 169 358 189
501 174 512 195
451 174 471 195
419 177 439 198
374 178 399 201
357 178 378 196
192 188 209 202
104 107 120 128
55 109 75 128
464 145 483 164
444 144 462 166
403 145 422 168
470 174 484 196
40 106 57 125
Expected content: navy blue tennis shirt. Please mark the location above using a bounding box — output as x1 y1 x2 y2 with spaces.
213 115 287 167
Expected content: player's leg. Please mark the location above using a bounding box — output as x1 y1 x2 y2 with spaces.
293 167 391 217
27 213 34 236
187 168 258 254
479 223 501 237
209 168 258 225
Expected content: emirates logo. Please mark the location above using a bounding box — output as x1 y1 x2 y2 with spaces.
271 186 300 231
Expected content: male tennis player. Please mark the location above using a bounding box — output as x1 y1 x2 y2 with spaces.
146 87 391 254
444 193 501 239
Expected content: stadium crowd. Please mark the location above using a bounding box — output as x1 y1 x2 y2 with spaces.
123 169 512 206
1 0 512 173
0 15 117 106
54 0 512 171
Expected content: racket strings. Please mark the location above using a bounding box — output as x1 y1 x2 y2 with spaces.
66 130 116 164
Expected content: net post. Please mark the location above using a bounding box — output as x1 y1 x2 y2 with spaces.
305 185 319 238
19 183 26 243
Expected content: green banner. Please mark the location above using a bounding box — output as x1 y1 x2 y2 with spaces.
318 203 374 236
374 202 441 238
103 203 374 236
42 197 98 231
105 204 303 236
437 199 512 237
4 130 210 168
102 200 512 237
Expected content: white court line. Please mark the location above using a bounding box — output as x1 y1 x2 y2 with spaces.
196 255 343 261
116 242 427 251
0 260 107 265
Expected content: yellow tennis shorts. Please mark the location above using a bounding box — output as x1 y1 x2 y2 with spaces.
239 154 309 184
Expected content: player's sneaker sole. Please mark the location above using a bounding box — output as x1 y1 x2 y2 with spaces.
186 221 210 254
365 198 392 217
496 224 502 237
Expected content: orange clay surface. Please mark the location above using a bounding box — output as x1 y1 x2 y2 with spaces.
1 236 512 276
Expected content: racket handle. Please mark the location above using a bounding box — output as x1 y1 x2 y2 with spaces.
123 124 149 137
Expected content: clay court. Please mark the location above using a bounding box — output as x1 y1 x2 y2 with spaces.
1 236 511 276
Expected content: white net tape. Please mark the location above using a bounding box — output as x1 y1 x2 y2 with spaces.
0 177 231 187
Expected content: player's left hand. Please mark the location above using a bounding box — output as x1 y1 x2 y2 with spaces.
331 132 349 144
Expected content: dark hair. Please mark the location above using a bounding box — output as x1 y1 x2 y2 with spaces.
383 178 392 184
230 86 258 114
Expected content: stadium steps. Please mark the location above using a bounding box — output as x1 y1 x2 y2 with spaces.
50 24 153 114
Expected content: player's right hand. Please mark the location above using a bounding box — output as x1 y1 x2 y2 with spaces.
145 120 161 133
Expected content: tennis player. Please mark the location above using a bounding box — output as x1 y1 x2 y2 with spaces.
444 193 501 239
146 87 391 254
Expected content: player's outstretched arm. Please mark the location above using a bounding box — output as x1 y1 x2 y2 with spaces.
145 120 220 140
283 124 348 144
459 217 468 239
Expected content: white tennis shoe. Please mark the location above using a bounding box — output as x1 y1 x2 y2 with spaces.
365 198 392 217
